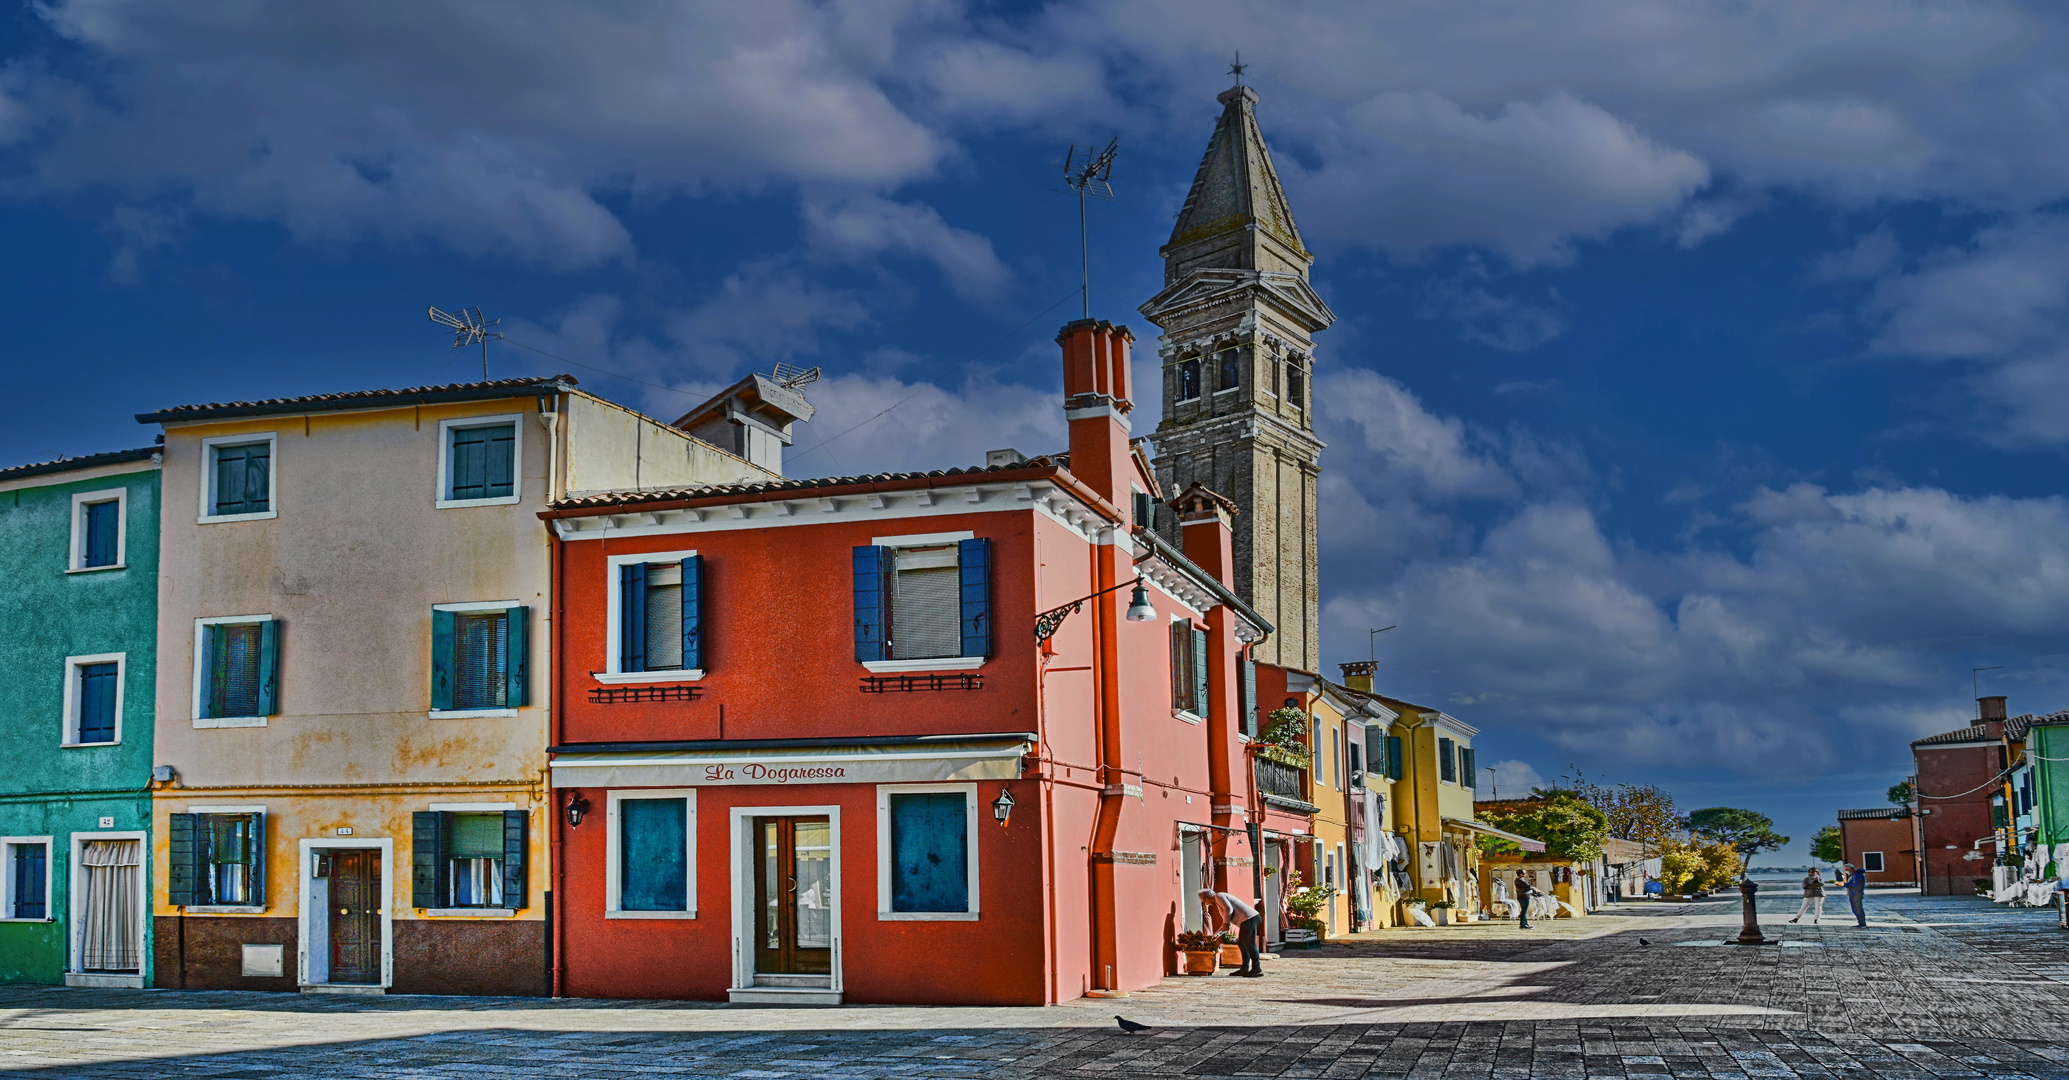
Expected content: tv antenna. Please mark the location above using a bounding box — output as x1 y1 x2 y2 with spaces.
428 305 502 381
772 362 821 390
1061 138 1119 319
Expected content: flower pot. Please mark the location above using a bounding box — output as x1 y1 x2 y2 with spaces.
1182 950 1219 975
1432 908 1451 926
1219 944 1244 966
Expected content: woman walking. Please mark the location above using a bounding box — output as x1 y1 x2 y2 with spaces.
1786 867 1827 924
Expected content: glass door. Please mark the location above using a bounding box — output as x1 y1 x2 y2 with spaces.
753 817 832 976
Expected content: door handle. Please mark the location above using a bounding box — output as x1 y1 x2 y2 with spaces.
788 876 797 893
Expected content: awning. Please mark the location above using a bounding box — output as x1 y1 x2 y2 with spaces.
1442 816 1548 853
549 734 1031 788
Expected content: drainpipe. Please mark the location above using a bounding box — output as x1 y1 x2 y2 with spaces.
549 480 567 1000
1087 533 1124 992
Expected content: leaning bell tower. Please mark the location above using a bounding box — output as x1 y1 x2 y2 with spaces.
1142 81 1334 674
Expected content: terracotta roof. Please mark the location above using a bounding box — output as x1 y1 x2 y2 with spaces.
0 446 159 483
2027 710 2069 730
547 457 1068 510
1837 807 1909 820
138 375 578 424
1911 724 1992 747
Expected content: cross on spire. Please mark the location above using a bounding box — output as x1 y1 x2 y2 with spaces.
1229 51 1246 85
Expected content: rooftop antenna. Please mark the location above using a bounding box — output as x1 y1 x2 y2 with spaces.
771 362 821 391
1061 137 1119 320
1369 625 1397 663
428 306 502 381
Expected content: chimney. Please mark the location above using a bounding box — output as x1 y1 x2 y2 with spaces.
1979 695 2007 721
1339 661 1376 695
1058 319 1135 506
1172 482 1237 588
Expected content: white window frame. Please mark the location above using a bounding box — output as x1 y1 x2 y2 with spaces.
0 836 54 921
67 488 127 572
861 530 982 673
191 615 275 729
606 789 696 919
198 432 279 524
181 805 269 914
1862 851 1885 873
429 601 521 718
61 652 125 747
875 782 980 922
600 549 704 683
435 414 524 510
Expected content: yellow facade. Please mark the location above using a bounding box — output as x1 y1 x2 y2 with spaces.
1304 690 1352 935
1333 667 1484 925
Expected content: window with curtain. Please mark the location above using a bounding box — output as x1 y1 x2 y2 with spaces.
78 839 141 972
446 423 516 502
209 441 270 516
447 813 505 907
202 621 275 720
80 498 120 568
410 810 527 911
73 661 118 744
6 842 46 919
888 791 969 913
618 798 688 911
201 814 259 905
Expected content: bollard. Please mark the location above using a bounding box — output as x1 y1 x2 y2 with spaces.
1729 874 1766 945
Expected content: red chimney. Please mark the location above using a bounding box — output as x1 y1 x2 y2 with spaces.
1058 319 1135 506
1173 482 1237 589
1979 695 2007 721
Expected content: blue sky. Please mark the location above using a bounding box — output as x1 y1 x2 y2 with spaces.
7 1 2069 852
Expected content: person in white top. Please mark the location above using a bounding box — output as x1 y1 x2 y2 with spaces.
1199 889 1264 977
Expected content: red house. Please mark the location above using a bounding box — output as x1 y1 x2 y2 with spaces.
541 321 1275 1005
1912 696 2009 895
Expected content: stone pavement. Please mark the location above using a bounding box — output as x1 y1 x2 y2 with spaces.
4 892 2068 1077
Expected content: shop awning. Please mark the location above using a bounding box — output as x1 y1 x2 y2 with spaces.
549 733 1032 788
1442 816 1548 852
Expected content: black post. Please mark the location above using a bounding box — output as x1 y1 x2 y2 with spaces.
1731 875 1766 945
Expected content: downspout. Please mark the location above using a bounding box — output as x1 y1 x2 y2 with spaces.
1087 530 1124 992
543 395 566 999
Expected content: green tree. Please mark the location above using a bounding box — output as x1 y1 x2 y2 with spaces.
1480 789 1610 862
1683 807 1790 870
1576 780 1678 848
1886 781 1913 807
1810 825 1843 863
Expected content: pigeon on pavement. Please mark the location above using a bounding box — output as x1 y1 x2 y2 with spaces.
1115 1016 1151 1034
1639 938 1653 946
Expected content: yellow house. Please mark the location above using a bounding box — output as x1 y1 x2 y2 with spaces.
1301 683 1353 935
141 373 798 994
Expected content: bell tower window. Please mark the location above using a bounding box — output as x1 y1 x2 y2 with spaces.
1177 357 1202 402
1216 349 1240 393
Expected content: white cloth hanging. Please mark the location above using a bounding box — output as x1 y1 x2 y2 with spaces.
80 840 141 973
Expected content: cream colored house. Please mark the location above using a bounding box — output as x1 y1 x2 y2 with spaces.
140 374 795 994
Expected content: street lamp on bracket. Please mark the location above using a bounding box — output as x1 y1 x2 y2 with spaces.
1033 577 1157 644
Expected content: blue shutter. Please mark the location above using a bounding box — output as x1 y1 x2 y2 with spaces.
411 812 446 909
681 556 702 671
890 792 969 912
620 798 687 911
501 810 528 910
1462 748 1477 790
958 538 991 659
1387 736 1403 781
83 500 119 567
256 619 279 716
1241 657 1258 738
619 563 647 672
853 546 888 662
485 425 515 498
449 427 485 500
430 609 456 712
1438 737 1456 782
504 606 528 708
1191 627 1210 720
77 662 118 743
167 814 200 907
248 813 267 906
212 445 246 515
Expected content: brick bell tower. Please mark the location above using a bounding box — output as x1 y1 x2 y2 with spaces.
1141 81 1334 673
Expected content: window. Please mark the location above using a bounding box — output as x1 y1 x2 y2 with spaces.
199 434 276 522
609 553 703 678
853 537 991 666
411 810 528 912
1385 734 1403 781
1177 357 1202 401
69 489 126 571
1286 361 1305 410
1438 736 1457 783
1349 740 1364 788
1216 348 1240 393
193 618 279 726
607 791 694 917
438 417 521 508
1169 620 1208 718
1461 747 1478 790
2 839 49 920
1862 852 1885 873
1239 655 1257 738
64 654 123 746
167 813 264 908
431 605 527 715
1132 490 1155 530
877 785 979 919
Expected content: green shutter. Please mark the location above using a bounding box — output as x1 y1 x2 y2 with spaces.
958 538 992 658
853 546 888 662
256 619 279 716
502 810 529 910
504 606 528 708
681 556 702 672
619 563 647 672
1191 627 1210 719
1439 737 1456 782
1170 621 1189 711
248 813 267 906
430 610 456 712
1462 748 1477 790
167 813 200 907
411 812 446 909
1387 736 1404 781
1241 657 1257 738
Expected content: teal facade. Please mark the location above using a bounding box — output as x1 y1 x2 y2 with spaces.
0 451 160 986
2032 721 2069 863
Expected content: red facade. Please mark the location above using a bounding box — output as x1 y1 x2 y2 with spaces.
1913 710 2005 896
543 322 1286 1004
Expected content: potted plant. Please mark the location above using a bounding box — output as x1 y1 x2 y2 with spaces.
1254 708 1314 769
1283 874 1337 945
1176 930 1221 974
1428 898 1457 926
1217 930 1243 967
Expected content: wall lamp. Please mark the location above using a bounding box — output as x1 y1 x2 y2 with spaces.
1034 577 1156 644
992 787 1016 826
565 794 592 828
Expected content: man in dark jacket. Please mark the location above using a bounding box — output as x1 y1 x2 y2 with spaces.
1514 870 1539 930
1844 863 1867 927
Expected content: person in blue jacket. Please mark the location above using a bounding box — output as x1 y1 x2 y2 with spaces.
1843 862 1868 926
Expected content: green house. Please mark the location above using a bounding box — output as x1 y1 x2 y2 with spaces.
0 448 160 987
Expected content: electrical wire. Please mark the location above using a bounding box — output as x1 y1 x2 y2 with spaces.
1916 766 2014 800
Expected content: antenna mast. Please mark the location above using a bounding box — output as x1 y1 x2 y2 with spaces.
1061 138 1119 320
427 305 503 381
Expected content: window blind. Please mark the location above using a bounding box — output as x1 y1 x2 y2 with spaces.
208 623 264 719
448 813 505 859
891 546 960 660
83 500 119 567
889 792 969 913
645 561 684 671
454 612 508 710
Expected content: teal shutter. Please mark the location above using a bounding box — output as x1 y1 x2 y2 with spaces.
212 442 270 515
1462 748 1477 789
448 424 515 501
620 798 688 911
958 538 991 658
248 813 267 906
83 499 119 567
619 563 646 671
1191 627 1210 719
889 792 969 912
485 425 515 498
411 812 447 909
1387 736 1404 781
76 662 118 743
430 610 456 712
504 606 528 708
1241 657 1257 738
501 810 528 910
853 546 888 662
681 556 702 671
167 813 200 906
1438 737 1456 782
256 619 279 716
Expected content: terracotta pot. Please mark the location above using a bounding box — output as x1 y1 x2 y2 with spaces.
1219 944 1244 966
1182 950 1219 975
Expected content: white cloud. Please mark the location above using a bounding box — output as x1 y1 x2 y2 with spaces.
785 371 1065 477
1484 759 1544 798
802 195 1010 302
1316 369 1517 500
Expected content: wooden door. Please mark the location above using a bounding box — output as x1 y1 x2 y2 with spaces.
752 817 832 976
328 849 382 984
